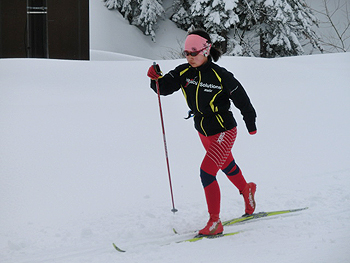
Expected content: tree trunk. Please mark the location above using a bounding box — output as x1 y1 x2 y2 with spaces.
260 34 267 58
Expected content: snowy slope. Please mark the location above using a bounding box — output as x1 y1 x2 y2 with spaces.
90 0 187 60
1 53 350 263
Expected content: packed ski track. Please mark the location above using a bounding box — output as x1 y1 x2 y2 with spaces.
1 53 350 263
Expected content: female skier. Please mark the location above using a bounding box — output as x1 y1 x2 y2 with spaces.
147 29 257 236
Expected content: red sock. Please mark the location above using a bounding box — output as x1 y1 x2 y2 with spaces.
204 180 221 215
227 170 247 192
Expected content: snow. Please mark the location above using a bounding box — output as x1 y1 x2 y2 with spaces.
1 1 350 262
224 0 238 11
90 0 187 60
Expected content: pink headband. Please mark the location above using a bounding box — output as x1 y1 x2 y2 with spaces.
184 34 211 53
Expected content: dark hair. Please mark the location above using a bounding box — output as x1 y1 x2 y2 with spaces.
188 29 222 62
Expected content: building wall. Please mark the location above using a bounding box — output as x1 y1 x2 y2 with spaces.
0 0 89 60
47 0 89 60
0 0 27 58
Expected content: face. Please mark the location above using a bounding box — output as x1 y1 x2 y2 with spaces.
183 34 211 67
185 52 208 68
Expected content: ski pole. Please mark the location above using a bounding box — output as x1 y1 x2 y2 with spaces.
153 62 178 214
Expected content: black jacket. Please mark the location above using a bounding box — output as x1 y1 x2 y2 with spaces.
151 59 257 136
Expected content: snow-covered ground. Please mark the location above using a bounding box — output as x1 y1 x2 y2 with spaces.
1 52 350 263
1 1 350 262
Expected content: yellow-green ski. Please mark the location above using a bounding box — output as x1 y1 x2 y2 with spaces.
179 231 241 243
112 207 308 252
222 207 309 226
112 243 126 252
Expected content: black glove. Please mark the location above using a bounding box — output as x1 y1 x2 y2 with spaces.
245 122 257 135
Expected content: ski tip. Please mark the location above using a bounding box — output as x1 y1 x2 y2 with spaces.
288 207 309 213
112 243 126 252
172 228 178 234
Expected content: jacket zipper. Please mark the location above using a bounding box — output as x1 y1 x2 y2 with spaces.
195 71 208 136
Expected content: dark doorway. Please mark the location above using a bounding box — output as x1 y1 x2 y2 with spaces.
26 0 48 58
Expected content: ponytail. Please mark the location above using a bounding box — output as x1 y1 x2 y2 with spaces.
209 46 222 62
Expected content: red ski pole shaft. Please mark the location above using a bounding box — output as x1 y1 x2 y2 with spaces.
154 63 178 213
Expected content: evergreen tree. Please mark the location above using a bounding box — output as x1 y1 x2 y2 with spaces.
189 0 240 52
104 0 139 23
104 0 164 41
236 0 323 57
104 0 322 56
171 0 194 30
137 0 164 41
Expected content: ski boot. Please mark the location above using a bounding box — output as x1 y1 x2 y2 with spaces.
198 214 223 236
241 182 257 216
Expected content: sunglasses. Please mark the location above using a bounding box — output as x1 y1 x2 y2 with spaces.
182 47 207 57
